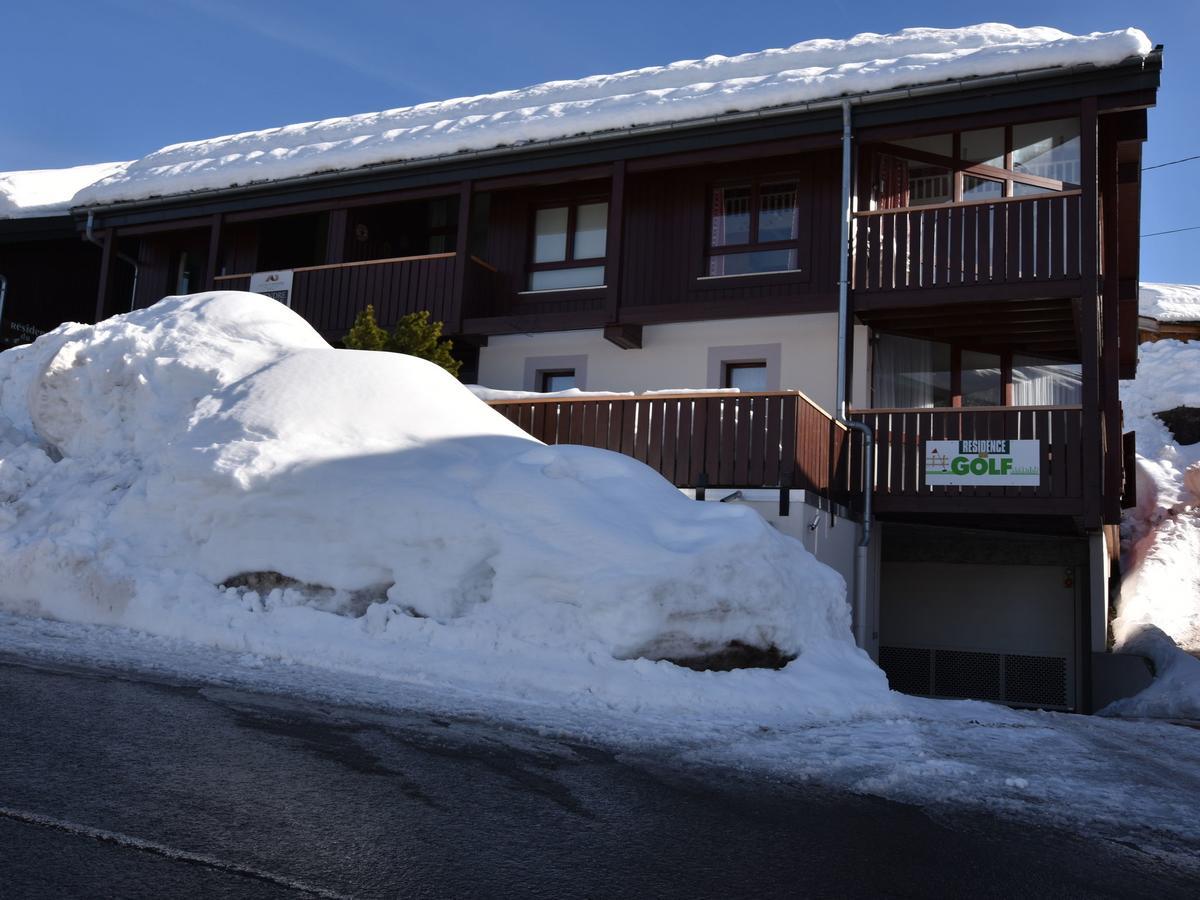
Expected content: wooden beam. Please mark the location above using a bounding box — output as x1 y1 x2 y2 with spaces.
449 181 473 334
94 228 114 322
605 160 626 323
474 164 612 193
603 322 642 349
1079 97 1102 530
204 213 222 289
325 209 347 265
626 133 839 173
1100 120 1123 526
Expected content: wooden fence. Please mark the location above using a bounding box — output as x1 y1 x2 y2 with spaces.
853 192 1082 292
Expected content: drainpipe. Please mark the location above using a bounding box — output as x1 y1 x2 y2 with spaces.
835 100 876 653
85 211 139 312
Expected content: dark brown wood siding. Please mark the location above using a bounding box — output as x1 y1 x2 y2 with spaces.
0 236 104 346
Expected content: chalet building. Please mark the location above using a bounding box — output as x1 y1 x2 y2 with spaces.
0 26 1164 711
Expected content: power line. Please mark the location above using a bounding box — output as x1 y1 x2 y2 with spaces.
1142 154 1200 172
1141 225 1200 238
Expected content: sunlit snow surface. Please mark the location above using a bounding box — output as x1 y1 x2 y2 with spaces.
0 291 886 723
72 25 1151 207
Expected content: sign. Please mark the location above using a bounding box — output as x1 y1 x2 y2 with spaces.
249 270 294 307
924 439 1041 487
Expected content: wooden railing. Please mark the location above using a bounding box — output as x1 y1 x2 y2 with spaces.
852 192 1082 292
488 391 849 499
214 252 458 335
848 406 1084 515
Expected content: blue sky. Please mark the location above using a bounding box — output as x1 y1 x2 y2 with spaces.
2 0 1196 281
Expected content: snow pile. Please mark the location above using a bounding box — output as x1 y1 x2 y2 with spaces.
0 161 129 219
1107 338 1200 718
74 25 1150 207
1140 282 1200 323
0 292 889 720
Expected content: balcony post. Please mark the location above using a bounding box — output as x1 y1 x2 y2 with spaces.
204 213 222 289
605 160 626 324
449 180 473 334
1079 97 1102 530
94 227 115 322
325 209 347 265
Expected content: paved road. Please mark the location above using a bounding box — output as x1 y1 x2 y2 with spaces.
0 658 1196 898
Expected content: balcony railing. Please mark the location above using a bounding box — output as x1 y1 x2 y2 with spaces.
214 252 460 335
488 391 848 500
852 192 1082 293
848 406 1084 515
490 394 1091 518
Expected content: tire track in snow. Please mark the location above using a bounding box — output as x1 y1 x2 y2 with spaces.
0 805 351 898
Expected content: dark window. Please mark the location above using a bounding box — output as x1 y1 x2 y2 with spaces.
539 369 576 392
723 361 768 391
528 202 607 291
869 117 1081 210
707 180 802 277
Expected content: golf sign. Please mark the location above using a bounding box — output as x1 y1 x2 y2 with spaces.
924 439 1041 487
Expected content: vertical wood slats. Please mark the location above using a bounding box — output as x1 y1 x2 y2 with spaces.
851 193 1083 291
487 392 849 501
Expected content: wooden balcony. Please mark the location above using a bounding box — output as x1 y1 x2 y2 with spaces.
214 252 477 336
852 192 1083 307
488 391 848 501
490 393 1096 521
848 406 1085 516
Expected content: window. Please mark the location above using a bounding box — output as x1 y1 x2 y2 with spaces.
872 334 953 408
723 362 768 391
539 369 576 393
869 118 1081 210
527 202 607 291
707 180 802 276
960 350 1002 407
1012 354 1082 405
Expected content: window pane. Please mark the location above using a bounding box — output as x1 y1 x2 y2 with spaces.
533 207 568 263
1012 354 1081 405
758 182 799 242
961 350 1002 407
1012 118 1080 184
1013 181 1056 197
707 249 797 277
711 186 751 247
573 202 608 259
529 265 605 291
541 371 576 392
875 155 952 209
872 333 952 408
961 128 1005 168
963 175 1003 201
892 133 953 158
725 363 767 391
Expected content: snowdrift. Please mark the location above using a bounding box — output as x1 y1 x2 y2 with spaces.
0 293 888 718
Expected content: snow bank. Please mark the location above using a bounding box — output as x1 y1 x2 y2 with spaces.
0 292 889 720
73 25 1150 207
1107 338 1200 717
1140 282 1200 323
0 161 129 219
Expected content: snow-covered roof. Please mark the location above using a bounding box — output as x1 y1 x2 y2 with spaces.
72 23 1152 209
1139 282 1200 323
0 161 129 220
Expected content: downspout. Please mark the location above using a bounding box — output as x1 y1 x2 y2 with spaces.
85 211 139 312
835 100 876 653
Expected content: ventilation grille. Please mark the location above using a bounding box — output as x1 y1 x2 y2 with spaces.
879 646 1070 709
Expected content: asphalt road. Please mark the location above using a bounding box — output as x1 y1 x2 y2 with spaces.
0 658 1196 899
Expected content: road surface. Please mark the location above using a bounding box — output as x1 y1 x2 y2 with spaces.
0 657 1195 898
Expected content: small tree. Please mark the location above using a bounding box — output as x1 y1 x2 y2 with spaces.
390 310 462 377
343 306 462 378
343 304 390 352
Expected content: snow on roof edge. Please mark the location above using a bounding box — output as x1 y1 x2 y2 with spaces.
0 161 130 220
1139 283 1200 323
65 25 1152 210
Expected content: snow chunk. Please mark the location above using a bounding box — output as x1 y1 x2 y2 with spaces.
1140 282 1200 324
0 161 129 219
74 25 1151 207
0 292 887 719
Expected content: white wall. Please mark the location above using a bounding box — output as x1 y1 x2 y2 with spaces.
477 313 871 412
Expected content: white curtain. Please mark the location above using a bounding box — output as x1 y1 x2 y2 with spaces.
1011 355 1082 405
873 334 951 408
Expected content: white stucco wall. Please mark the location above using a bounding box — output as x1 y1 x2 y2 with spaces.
476 313 871 412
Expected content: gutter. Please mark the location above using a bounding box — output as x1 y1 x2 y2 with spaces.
835 99 876 654
85 210 139 312
71 53 1157 221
